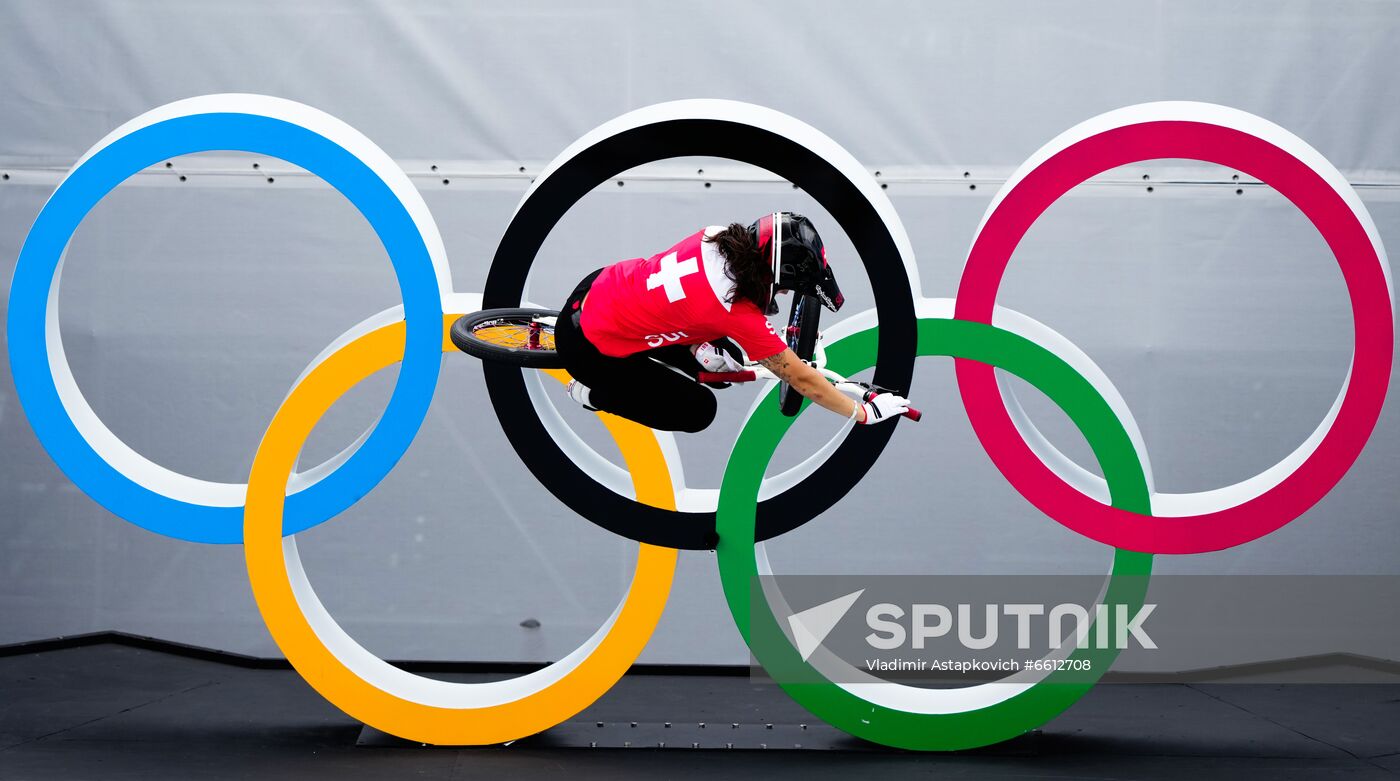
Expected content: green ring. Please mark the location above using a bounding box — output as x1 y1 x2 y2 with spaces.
715 318 1154 751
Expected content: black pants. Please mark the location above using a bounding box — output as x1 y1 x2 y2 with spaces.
556 270 717 433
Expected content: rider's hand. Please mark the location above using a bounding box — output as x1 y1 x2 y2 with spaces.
856 391 911 424
693 339 746 373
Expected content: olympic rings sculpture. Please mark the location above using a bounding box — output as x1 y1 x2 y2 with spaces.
8 94 1391 750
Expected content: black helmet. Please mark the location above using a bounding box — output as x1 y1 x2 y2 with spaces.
749 212 845 316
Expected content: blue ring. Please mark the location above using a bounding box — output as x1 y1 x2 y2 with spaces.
7 113 443 543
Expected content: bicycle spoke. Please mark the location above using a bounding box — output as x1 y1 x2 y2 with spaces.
473 323 556 351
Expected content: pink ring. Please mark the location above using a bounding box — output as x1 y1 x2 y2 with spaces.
955 103 1393 554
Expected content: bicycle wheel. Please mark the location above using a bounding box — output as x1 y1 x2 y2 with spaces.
778 295 821 416
450 308 565 368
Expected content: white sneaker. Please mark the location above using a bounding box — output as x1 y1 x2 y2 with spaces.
565 379 597 411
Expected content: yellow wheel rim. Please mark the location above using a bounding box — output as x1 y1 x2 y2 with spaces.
472 322 557 351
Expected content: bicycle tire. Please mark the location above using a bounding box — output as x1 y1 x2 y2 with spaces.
450 308 566 369
779 295 822 416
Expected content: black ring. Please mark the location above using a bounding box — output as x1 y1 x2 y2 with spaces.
483 115 917 549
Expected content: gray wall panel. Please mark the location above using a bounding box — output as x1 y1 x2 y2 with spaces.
0 1 1396 667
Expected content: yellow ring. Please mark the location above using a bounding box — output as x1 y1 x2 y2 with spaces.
244 315 677 745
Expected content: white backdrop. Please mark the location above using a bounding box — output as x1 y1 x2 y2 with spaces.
1 0 1397 667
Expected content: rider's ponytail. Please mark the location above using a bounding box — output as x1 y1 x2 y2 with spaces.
705 223 771 309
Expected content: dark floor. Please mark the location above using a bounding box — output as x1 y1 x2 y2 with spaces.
2 643 1398 780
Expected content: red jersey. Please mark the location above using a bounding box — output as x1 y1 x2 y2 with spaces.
580 227 788 361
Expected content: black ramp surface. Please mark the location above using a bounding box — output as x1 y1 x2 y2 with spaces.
2 643 1399 780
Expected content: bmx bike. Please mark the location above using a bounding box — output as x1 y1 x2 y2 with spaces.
448 294 921 422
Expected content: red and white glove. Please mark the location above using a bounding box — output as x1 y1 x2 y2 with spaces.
854 391 910 424
692 340 746 373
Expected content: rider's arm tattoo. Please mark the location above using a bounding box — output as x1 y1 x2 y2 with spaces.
761 348 857 418
759 352 793 379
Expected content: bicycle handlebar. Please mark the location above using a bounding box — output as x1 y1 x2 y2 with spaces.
695 371 921 422
697 370 758 384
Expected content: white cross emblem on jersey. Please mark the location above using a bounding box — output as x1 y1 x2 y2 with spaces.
646 252 699 303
